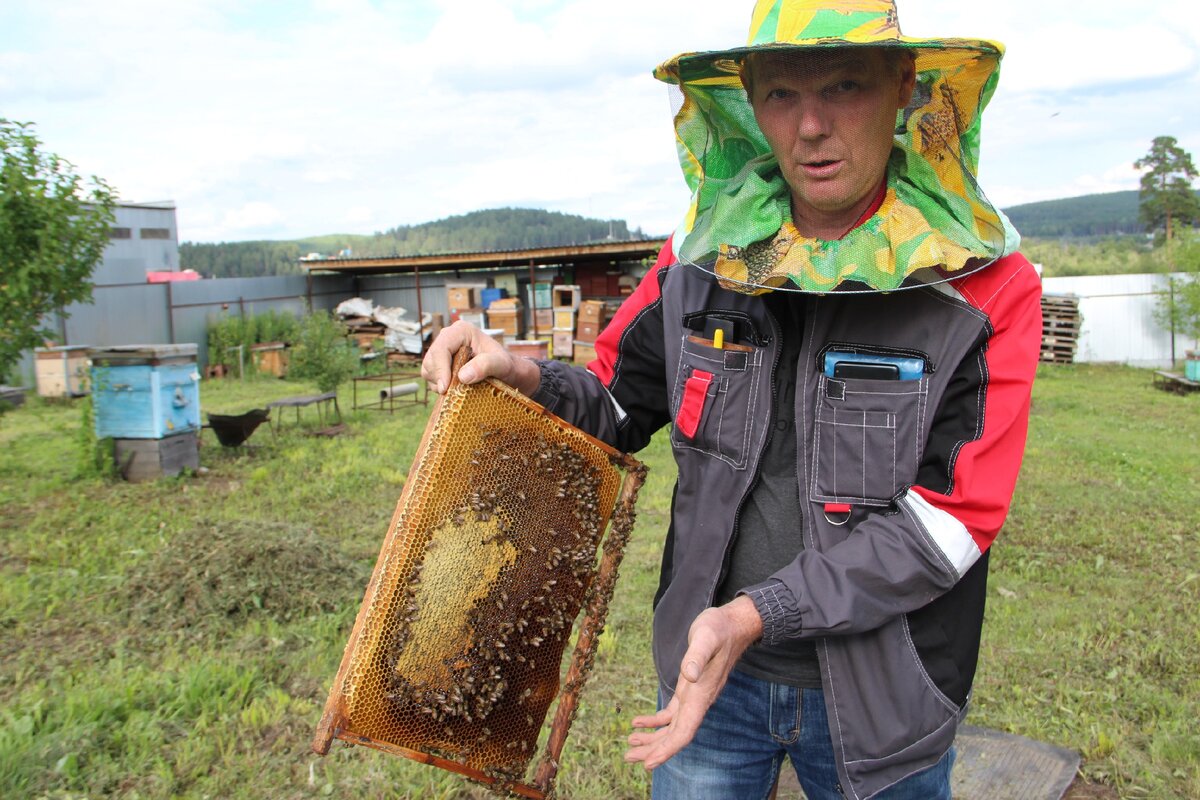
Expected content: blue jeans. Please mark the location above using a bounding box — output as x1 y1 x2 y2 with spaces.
651 669 954 800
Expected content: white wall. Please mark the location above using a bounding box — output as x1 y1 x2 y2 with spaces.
1040 273 1192 368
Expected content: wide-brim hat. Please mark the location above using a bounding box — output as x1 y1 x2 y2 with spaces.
653 0 1019 294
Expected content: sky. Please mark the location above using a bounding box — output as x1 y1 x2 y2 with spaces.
2 0 1198 244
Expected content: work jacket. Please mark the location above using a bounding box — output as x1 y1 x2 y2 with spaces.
530 243 1042 800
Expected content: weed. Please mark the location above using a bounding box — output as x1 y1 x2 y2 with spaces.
0 364 1196 798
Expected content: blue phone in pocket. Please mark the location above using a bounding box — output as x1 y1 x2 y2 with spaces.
823 350 925 381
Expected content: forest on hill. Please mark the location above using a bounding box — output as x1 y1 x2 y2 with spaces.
180 193 1200 279
1003 191 1145 238
179 208 650 278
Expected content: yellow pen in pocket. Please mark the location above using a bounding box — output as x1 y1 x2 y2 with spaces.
712 328 724 350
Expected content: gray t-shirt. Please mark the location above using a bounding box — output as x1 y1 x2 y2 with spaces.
715 291 821 688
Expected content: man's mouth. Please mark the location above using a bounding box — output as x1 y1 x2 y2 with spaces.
801 159 842 177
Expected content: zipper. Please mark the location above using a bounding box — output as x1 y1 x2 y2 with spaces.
707 301 783 607
813 340 936 375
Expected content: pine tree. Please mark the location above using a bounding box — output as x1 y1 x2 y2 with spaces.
1135 136 1200 245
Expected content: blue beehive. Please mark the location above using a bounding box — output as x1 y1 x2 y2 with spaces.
89 344 201 439
480 287 508 308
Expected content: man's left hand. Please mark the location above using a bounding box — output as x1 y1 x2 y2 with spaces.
624 595 763 770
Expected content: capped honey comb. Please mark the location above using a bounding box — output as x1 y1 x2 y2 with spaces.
313 350 646 798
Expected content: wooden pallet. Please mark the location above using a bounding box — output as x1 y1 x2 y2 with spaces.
1040 294 1081 364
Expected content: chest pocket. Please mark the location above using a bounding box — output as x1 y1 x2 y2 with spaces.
670 335 765 470
810 374 927 506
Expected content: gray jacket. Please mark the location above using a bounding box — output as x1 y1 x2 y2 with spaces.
531 250 1042 799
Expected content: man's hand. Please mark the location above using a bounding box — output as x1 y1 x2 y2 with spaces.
624 595 764 770
420 320 541 397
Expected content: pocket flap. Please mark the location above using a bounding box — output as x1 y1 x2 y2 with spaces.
676 369 713 439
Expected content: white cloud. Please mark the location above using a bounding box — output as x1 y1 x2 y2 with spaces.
221 202 285 232
1000 23 1196 93
2 0 1198 242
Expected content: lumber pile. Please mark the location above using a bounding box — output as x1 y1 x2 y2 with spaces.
1040 294 1081 364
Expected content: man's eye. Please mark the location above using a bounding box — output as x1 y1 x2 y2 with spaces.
826 80 860 95
766 88 794 101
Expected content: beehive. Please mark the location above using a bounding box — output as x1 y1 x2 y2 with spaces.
313 350 646 798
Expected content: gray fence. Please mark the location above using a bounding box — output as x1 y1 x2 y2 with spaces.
17 268 1186 387
14 266 562 385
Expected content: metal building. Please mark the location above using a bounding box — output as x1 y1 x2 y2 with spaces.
93 201 180 285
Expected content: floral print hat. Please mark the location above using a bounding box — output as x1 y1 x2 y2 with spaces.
655 0 1020 294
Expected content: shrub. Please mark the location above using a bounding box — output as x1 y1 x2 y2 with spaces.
287 311 360 392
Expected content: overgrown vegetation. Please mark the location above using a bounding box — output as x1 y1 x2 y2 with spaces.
1023 235 1168 278
206 309 302 375
0 364 1196 798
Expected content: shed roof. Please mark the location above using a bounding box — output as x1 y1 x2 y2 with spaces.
300 238 669 277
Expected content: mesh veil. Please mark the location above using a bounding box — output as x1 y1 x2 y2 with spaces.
658 34 1020 295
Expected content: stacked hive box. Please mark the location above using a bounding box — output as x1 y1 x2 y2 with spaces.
89 344 201 481
35 345 91 398
486 297 525 343
1040 294 1081 364
552 285 581 358
447 283 488 329
574 300 605 364
527 282 554 339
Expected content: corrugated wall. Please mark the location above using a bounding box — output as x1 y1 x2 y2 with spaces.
16 269 1181 386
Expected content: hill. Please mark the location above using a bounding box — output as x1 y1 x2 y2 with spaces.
1001 191 1144 238
180 208 650 278
1001 189 1200 238
181 192 1200 278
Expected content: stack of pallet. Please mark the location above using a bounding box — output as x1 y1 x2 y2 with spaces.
1040 294 1081 364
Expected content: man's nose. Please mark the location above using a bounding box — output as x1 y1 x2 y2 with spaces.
794 96 830 140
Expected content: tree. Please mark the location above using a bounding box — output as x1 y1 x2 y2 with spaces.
1134 136 1200 247
1153 232 1200 359
287 311 360 392
0 119 116 384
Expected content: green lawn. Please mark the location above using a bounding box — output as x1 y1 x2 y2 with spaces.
0 363 1196 799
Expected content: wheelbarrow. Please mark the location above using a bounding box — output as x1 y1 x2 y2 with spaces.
206 408 272 447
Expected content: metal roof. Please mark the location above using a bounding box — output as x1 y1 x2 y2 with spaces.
299 238 669 277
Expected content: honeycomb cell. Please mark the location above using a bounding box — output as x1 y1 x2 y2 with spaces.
314 357 646 799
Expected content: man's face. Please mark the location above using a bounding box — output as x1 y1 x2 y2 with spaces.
746 48 915 237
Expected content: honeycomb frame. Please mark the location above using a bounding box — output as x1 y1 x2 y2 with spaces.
313 349 646 798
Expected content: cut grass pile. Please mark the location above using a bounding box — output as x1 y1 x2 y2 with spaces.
0 363 1196 799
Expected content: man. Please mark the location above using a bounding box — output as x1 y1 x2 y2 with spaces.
423 1 1042 798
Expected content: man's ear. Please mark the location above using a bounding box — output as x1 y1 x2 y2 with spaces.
739 57 755 100
897 54 917 107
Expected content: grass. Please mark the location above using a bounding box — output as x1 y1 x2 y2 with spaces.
0 363 1197 799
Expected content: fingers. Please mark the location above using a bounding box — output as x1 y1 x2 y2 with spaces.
624 690 710 770
420 321 506 394
630 703 675 731
421 321 470 394
623 602 766 771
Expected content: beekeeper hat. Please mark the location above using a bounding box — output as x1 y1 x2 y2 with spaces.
655 0 1019 294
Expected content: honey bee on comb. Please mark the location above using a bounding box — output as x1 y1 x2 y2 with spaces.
313 348 646 799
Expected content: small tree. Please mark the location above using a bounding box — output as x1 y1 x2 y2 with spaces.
1135 136 1200 253
287 311 360 393
1154 232 1200 358
0 120 116 385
